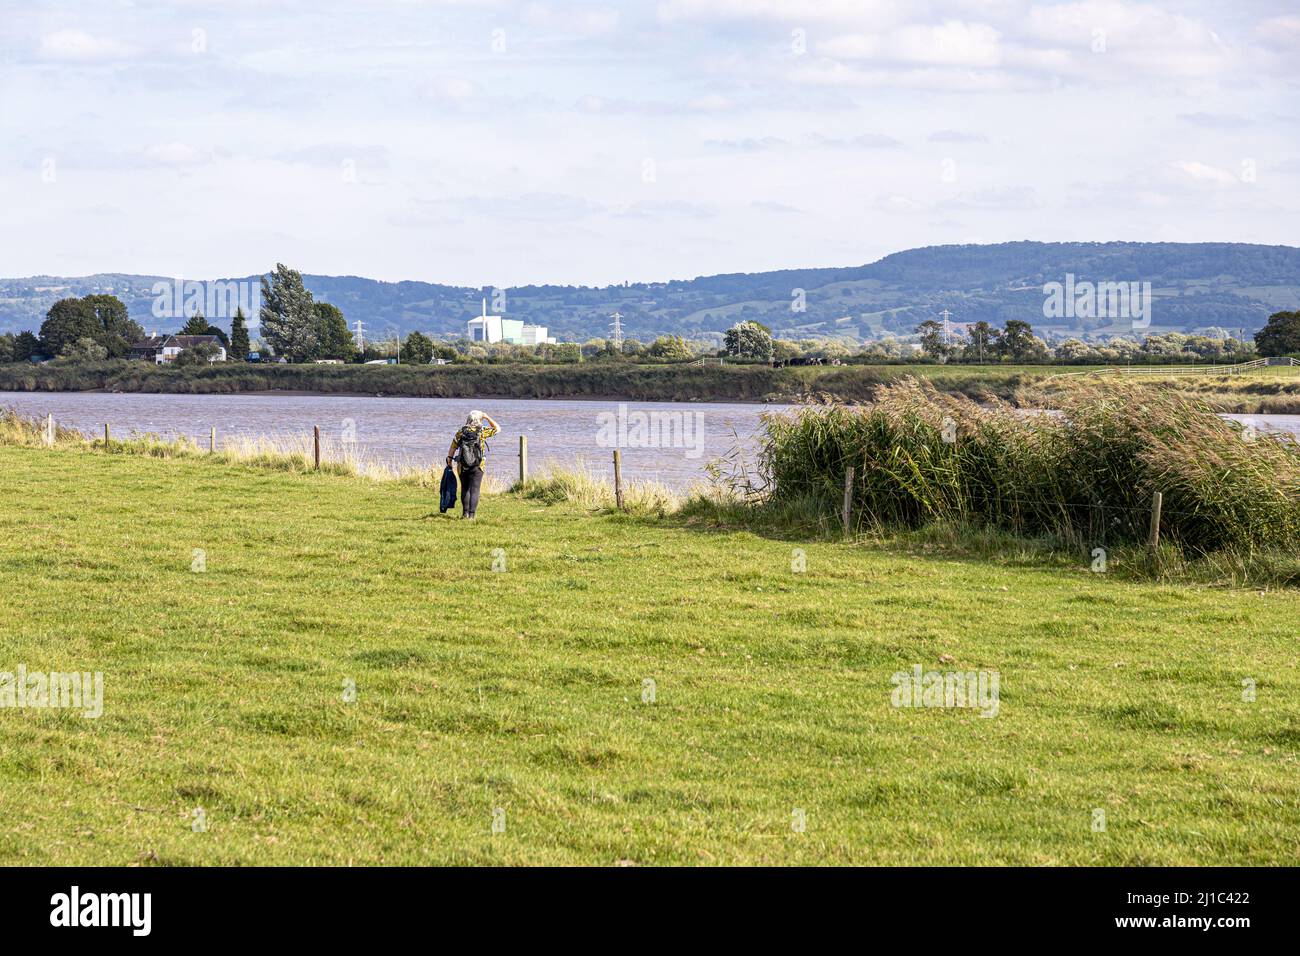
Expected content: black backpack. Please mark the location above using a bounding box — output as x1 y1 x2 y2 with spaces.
458 425 488 471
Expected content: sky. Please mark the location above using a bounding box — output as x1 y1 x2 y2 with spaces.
1 0 1298 287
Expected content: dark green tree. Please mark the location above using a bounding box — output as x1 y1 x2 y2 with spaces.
1254 311 1300 357
14 331 40 361
259 263 318 362
179 311 229 346
83 294 142 357
0 333 14 363
229 308 251 361
996 320 1037 361
313 302 356 361
180 312 211 336
40 299 99 357
400 330 434 364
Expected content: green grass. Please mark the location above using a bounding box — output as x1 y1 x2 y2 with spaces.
1 445 1298 865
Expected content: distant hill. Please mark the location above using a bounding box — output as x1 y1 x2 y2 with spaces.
3 242 1297 344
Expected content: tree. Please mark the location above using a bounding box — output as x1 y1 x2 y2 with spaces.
996 320 1037 361
180 313 211 336
40 294 142 359
174 342 222 366
59 336 109 362
39 299 99 357
313 302 356 361
967 321 995 362
1254 310 1300 357
229 308 251 361
83 294 142 357
724 320 774 359
14 331 40 361
772 339 800 362
916 320 949 360
0 333 13 364
400 330 434 364
432 343 458 361
646 335 693 361
259 263 318 362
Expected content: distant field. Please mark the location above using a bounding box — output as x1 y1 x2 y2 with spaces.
1 446 1297 865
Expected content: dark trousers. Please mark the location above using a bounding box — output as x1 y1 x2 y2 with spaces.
459 466 484 518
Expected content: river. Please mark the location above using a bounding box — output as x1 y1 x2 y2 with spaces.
0 392 785 488
2 392 1296 489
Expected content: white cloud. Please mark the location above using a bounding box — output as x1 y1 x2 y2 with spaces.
38 30 136 61
143 142 210 166
1255 15 1300 49
1174 161 1239 186
820 21 1003 68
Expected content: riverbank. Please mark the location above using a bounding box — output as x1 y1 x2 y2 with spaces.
0 358 1027 404
3 444 1298 865
3 359 1299 411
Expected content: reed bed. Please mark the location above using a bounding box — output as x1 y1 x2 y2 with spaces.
750 378 1300 555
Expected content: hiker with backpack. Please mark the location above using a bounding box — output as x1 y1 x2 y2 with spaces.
445 410 500 519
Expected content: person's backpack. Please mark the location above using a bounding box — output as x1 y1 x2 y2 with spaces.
457 425 488 471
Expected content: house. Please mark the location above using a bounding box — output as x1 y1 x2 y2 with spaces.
130 334 227 364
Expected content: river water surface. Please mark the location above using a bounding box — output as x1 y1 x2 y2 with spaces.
2 392 1295 489
0 392 786 488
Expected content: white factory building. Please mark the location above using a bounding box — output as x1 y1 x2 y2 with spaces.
467 299 555 346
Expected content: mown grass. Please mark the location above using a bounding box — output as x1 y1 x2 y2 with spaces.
1 442 1298 865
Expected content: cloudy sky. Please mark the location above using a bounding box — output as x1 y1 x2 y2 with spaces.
2 0 1297 286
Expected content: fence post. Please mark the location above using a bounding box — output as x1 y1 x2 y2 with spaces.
1148 491 1163 550
103 423 110 450
519 435 527 484
210 426 216 454
45 414 54 447
313 425 321 470
613 449 624 510
842 466 855 535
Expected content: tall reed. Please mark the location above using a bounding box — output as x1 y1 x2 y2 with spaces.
753 378 1300 554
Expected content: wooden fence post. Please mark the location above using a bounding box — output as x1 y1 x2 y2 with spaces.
613 449 625 510
1148 491 1162 550
842 466 855 535
103 423 110 449
313 425 321 470
45 414 54 447
209 426 216 454
519 435 527 484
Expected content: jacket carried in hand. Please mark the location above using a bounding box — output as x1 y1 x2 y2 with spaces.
439 465 458 513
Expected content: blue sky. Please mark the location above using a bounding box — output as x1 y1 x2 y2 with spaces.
2 0 1297 286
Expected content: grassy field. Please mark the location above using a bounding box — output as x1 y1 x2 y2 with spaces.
1 445 1298 865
